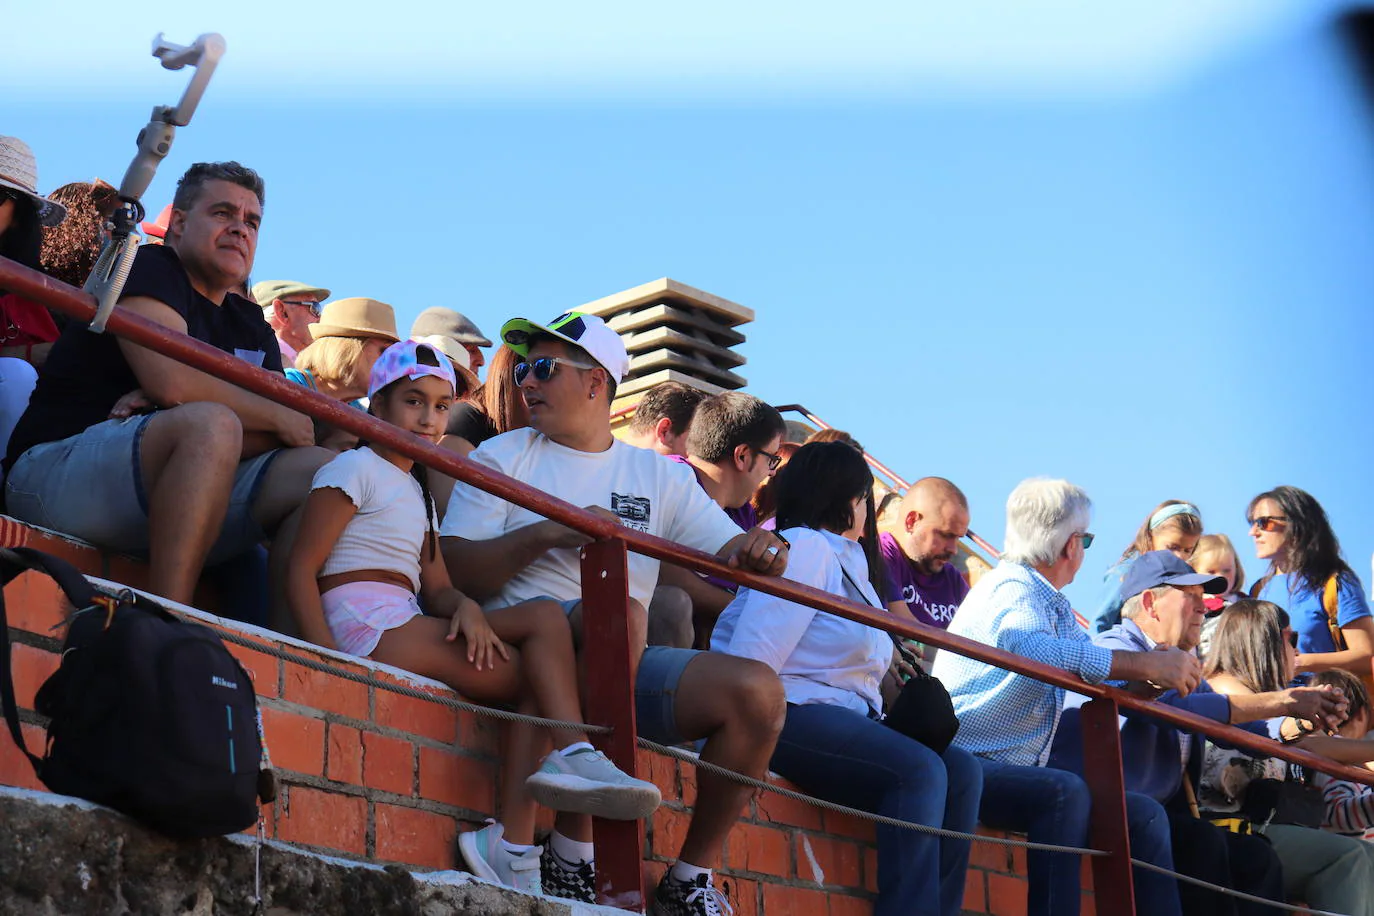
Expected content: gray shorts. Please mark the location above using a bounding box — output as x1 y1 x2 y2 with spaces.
5 414 279 564
635 646 699 746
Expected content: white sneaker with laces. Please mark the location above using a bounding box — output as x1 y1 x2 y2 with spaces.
525 747 662 820
457 821 542 895
648 873 734 916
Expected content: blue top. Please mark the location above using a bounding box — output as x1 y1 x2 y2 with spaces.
1255 571 1372 655
1083 555 1134 634
1048 619 1270 803
285 367 366 412
930 559 1114 766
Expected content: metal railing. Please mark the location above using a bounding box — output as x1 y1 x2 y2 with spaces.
5 257 1374 915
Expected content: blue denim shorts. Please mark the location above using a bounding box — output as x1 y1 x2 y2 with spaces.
634 646 699 746
5 414 279 564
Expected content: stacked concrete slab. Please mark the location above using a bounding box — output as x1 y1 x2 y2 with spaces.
576 278 752 405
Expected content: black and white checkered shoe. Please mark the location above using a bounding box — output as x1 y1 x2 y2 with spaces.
539 844 595 904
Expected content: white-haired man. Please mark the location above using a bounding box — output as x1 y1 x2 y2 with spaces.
252 279 329 369
932 478 1199 916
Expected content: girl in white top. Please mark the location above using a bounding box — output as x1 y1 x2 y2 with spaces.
287 341 658 896
712 442 982 916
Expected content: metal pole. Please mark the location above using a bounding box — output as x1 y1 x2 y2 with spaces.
579 539 646 911
1079 698 1136 915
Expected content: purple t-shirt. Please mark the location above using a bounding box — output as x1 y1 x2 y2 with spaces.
666 454 751 591
879 532 969 629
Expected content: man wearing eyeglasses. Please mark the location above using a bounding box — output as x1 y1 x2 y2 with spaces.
439 310 791 914
1048 551 1347 916
252 279 328 369
932 478 1204 916
653 391 787 648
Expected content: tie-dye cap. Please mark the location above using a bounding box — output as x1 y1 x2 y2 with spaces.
368 339 457 399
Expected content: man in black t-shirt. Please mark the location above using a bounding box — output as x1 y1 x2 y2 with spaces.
5 162 329 607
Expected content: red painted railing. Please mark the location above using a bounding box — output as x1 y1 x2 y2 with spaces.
5 257 1374 915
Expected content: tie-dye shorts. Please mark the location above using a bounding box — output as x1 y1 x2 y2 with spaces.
321 581 423 657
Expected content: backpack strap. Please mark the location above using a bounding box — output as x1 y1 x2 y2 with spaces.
1323 575 1346 652
0 549 78 772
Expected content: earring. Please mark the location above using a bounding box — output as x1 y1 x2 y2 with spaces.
588 390 596 400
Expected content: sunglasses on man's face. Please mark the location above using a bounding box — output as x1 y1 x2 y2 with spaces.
513 356 595 385
1248 516 1288 533
281 299 322 317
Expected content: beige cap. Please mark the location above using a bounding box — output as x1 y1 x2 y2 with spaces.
310 297 400 342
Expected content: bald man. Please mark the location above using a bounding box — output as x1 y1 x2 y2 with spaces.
879 477 971 631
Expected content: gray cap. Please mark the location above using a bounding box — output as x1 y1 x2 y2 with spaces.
252 279 331 307
410 307 492 348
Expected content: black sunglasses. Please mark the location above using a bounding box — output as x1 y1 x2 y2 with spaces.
513 356 595 385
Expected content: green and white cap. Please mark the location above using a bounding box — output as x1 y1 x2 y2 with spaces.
500 311 629 384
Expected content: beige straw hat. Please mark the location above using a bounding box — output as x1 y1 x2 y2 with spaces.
310 297 400 342
0 136 67 227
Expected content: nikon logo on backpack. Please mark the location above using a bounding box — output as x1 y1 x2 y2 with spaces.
0 547 273 839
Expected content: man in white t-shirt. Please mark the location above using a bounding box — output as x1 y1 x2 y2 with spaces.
441 311 789 916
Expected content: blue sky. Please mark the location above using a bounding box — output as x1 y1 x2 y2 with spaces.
6 1 1373 610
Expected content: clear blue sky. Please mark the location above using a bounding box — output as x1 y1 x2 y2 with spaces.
6 1 1372 610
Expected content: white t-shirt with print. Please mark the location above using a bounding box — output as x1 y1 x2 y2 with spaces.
440 428 744 611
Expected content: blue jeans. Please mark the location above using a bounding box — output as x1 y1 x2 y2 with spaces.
769 702 983 916
975 758 1181 916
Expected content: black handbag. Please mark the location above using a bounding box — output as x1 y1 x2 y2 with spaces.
1240 777 1325 829
838 566 960 754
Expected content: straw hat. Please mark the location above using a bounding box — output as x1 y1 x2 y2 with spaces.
0 136 67 227
309 297 400 342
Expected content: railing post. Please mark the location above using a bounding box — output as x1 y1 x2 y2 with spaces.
579 538 646 911
1079 697 1136 916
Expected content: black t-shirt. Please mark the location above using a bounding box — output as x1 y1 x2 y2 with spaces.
6 245 282 468
447 401 498 445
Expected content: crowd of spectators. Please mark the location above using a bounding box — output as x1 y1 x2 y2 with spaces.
4 142 1374 916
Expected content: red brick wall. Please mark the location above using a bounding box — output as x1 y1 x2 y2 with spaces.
0 518 1068 914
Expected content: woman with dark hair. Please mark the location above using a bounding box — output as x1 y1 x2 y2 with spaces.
1201 599 1374 916
712 441 982 916
1248 486 1372 679
430 345 532 519
1086 499 1204 634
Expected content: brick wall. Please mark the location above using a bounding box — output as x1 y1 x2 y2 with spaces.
0 517 1068 914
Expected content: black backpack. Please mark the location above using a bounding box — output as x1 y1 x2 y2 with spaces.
0 547 267 838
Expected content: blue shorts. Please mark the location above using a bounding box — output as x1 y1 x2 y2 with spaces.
6 413 279 564
634 646 699 746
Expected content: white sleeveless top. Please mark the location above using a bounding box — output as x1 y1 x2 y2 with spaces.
311 447 429 592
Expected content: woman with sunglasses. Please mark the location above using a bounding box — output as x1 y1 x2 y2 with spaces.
712 441 982 916
1200 599 1374 916
1248 486 1373 679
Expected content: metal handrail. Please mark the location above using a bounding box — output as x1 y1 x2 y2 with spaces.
6 257 1373 913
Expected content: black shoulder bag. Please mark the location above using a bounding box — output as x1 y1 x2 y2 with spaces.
839 566 960 754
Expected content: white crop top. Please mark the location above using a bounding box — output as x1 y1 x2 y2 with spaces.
311 447 429 592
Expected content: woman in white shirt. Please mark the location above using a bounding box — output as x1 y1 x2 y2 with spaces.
712 442 982 916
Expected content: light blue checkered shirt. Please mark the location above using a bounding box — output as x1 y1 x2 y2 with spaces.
931 560 1114 766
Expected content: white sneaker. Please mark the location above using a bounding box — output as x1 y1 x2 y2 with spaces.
525 747 662 820
457 821 542 895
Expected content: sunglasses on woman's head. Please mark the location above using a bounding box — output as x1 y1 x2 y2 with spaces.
1248 515 1288 533
513 356 595 385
